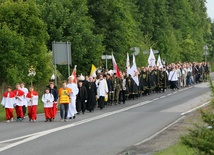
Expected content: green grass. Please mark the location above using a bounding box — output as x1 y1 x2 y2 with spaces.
153 142 196 155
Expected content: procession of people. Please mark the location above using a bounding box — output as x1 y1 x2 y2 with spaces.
1 60 210 123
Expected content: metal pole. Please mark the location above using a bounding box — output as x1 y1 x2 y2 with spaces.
67 41 70 77
106 55 108 69
53 41 57 86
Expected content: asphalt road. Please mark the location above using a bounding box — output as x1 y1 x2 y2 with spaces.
0 81 211 155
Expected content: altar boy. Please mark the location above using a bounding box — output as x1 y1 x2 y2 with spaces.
42 87 54 122
1 86 16 122
26 86 38 122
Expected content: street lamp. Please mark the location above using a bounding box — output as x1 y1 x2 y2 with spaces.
203 45 209 63
28 66 36 86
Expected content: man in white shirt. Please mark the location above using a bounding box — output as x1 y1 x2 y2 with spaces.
96 74 108 110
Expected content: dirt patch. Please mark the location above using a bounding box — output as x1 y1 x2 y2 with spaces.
118 107 207 155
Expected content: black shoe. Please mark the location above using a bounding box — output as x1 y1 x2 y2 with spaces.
73 116 76 119
45 119 48 122
82 112 84 114
69 117 72 119
49 119 52 122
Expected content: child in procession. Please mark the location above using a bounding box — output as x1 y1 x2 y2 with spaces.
1 86 16 123
13 84 25 122
26 86 38 122
42 87 54 122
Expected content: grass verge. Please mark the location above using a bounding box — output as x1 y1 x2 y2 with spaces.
0 100 46 121
153 142 195 155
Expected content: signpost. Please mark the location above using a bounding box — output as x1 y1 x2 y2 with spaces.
130 47 140 56
143 50 159 54
101 55 112 69
203 45 209 63
52 41 71 85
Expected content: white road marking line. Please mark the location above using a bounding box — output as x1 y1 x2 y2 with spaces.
0 82 209 152
134 116 186 146
0 100 152 152
152 98 159 101
159 96 166 99
181 100 210 116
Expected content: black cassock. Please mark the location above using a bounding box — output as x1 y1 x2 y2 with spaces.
139 73 144 93
76 86 88 113
130 78 138 95
85 82 97 112
150 70 161 92
125 75 132 96
140 71 151 95
160 71 168 91
150 70 156 91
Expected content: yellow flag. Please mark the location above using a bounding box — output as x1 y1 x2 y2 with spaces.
90 64 97 76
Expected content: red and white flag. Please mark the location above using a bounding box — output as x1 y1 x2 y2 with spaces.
112 54 121 78
71 65 77 83
148 48 156 67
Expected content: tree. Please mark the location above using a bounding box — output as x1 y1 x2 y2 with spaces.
0 0 52 85
88 0 143 69
182 78 214 155
37 0 104 76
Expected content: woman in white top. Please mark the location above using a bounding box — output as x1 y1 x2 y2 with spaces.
168 67 179 90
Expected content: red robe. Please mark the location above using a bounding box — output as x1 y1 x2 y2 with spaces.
1 91 16 120
26 91 39 121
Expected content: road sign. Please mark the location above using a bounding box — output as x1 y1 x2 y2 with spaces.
101 55 112 69
203 51 209 56
52 41 72 85
143 50 159 54
130 47 140 56
101 55 112 59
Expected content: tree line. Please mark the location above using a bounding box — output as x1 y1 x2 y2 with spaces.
0 0 213 85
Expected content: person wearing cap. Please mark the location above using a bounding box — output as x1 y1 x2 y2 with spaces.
112 73 122 104
67 75 79 119
26 86 39 122
58 81 72 122
42 87 54 122
13 84 25 122
1 86 16 123
76 80 88 114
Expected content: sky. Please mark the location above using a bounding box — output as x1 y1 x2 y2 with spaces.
206 0 214 20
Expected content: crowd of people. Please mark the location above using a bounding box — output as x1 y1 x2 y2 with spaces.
1 61 209 123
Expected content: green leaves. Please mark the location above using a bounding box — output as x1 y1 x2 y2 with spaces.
0 0 212 84
37 0 104 75
0 0 51 85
